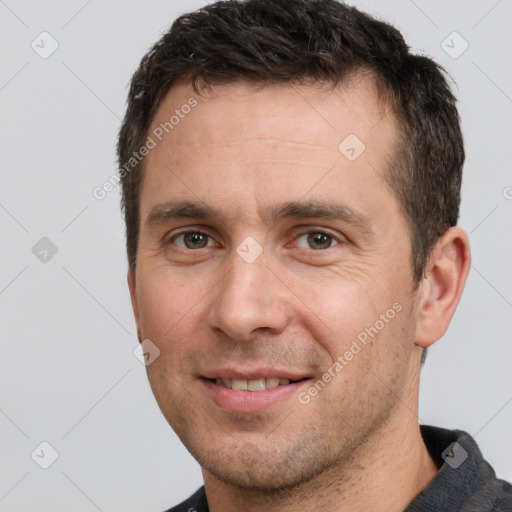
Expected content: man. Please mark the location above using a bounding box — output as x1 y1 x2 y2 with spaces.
117 0 511 510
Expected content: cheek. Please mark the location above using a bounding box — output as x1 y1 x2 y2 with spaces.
137 272 202 347
291 271 388 341
293 271 409 375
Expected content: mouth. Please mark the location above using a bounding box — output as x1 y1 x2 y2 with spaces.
200 373 311 413
207 377 308 391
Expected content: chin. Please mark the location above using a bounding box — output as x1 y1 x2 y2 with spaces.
189 435 339 493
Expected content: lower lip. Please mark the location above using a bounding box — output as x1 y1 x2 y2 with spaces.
201 378 309 413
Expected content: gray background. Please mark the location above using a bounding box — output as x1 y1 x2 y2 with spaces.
0 0 511 510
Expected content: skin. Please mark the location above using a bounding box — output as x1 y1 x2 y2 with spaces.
128 78 471 511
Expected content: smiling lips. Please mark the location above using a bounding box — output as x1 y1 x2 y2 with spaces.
201 371 310 412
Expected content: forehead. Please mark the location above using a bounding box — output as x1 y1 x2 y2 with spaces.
141 77 401 227
150 77 395 149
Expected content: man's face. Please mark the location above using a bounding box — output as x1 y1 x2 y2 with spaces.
129 79 423 490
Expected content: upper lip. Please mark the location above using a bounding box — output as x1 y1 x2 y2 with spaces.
201 367 311 381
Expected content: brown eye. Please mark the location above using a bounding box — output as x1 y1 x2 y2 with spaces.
296 231 338 250
307 232 333 250
173 232 212 249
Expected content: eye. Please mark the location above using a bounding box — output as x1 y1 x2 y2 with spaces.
295 230 341 250
171 231 216 250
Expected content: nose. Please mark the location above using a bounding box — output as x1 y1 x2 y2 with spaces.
207 247 292 342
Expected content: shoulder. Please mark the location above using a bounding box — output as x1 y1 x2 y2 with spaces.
489 478 512 512
408 425 512 511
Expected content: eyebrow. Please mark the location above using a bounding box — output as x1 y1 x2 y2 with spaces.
145 199 374 236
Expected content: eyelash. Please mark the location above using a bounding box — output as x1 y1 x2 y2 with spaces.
167 227 344 251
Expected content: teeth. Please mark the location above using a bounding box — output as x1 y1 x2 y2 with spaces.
231 379 248 391
214 377 294 391
265 377 280 389
247 378 266 391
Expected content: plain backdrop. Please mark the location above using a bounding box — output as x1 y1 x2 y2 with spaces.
1 1 511 511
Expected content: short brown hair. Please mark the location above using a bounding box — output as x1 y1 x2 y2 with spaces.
117 0 464 284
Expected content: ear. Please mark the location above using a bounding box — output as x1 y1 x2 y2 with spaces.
414 226 471 348
128 268 143 343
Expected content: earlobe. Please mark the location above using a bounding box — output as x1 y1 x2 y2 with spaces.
414 227 471 349
127 269 142 343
